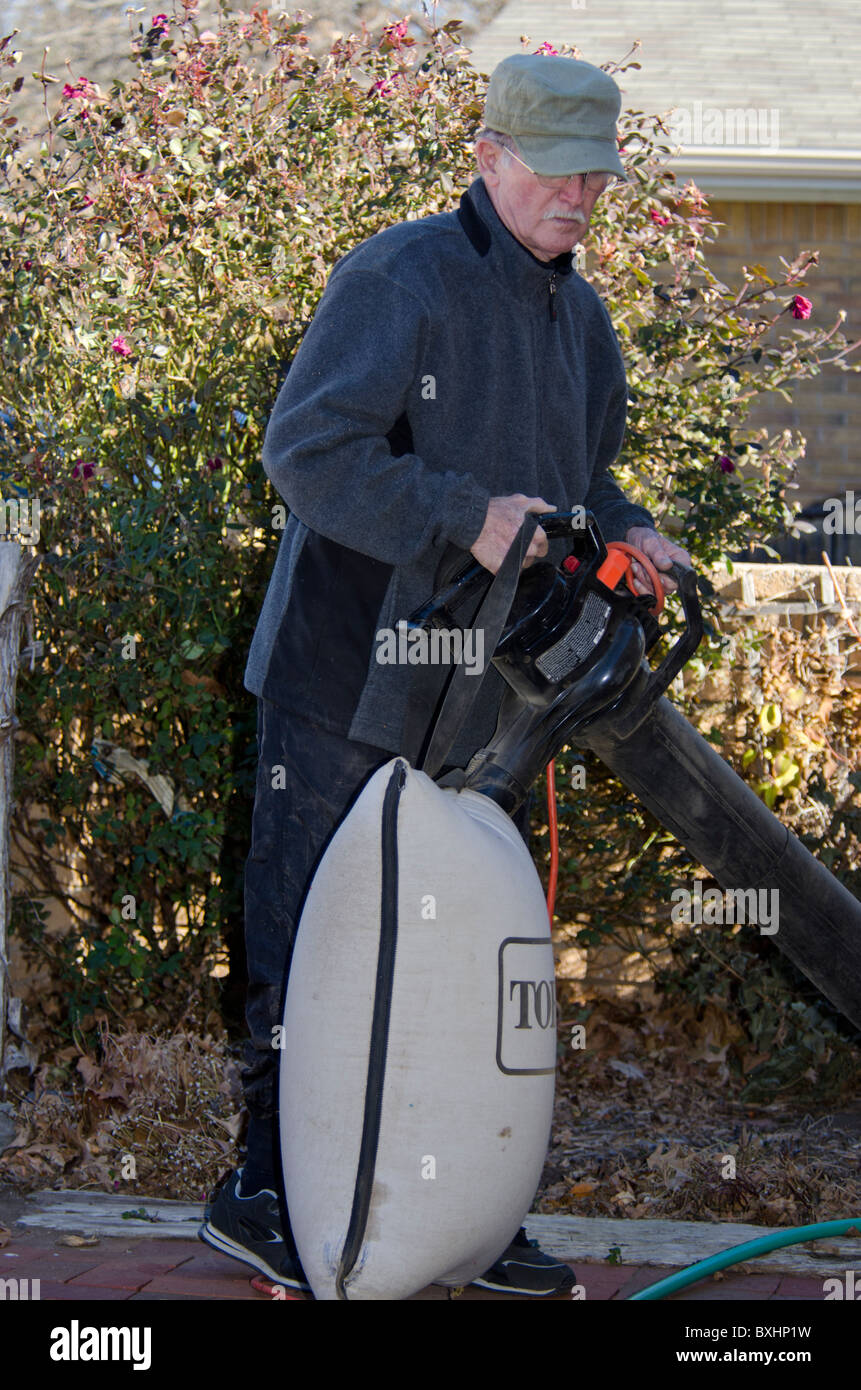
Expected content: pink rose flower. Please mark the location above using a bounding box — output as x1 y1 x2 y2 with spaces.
72 460 95 480
535 42 558 55
791 295 812 320
111 335 132 358
650 210 671 226
152 13 170 32
63 78 93 100
370 78 393 98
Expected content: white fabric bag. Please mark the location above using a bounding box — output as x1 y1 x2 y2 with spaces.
279 757 556 1301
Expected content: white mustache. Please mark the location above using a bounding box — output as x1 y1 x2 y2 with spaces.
542 209 587 223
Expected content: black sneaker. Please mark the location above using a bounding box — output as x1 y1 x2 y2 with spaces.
198 1168 310 1291
471 1228 577 1296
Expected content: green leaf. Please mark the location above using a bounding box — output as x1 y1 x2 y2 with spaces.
179 640 205 660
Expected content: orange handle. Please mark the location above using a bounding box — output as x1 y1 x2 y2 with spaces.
599 541 666 617
596 548 632 594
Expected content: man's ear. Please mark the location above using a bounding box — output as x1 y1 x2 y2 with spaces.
475 138 505 186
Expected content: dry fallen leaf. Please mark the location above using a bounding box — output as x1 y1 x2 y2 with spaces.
607 1058 646 1080
76 1055 103 1089
214 1111 244 1142
57 1233 100 1248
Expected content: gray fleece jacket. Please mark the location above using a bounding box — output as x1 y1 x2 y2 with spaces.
245 175 655 763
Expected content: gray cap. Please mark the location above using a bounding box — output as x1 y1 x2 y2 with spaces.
484 53 627 178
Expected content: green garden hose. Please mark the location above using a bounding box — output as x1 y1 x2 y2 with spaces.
628 1218 861 1300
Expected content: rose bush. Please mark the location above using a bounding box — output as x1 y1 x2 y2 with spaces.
0 12 857 1088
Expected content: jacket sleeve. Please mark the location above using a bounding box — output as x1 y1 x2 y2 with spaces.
582 312 656 543
261 266 491 565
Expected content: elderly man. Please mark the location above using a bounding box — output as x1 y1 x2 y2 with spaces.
200 51 691 1297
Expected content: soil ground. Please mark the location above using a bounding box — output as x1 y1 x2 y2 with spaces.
534 992 861 1229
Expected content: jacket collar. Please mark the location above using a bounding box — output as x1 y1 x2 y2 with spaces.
457 176 575 305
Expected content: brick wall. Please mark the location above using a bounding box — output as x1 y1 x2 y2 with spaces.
705 200 861 510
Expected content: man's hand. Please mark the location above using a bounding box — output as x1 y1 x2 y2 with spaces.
470 494 556 574
625 526 693 598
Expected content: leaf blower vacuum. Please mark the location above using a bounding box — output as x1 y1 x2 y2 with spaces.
279 511 861 1301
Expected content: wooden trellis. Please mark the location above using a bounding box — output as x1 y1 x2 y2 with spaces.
0 542 38 1087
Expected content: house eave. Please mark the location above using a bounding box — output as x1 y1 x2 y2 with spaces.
668 149 861 203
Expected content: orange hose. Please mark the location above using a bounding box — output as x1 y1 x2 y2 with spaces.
546 759 558 923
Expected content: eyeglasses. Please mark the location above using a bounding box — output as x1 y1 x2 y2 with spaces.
505 148 615 195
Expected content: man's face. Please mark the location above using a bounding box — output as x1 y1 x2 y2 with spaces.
478 140 605 263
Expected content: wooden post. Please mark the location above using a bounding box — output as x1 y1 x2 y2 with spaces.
0 542 38 1088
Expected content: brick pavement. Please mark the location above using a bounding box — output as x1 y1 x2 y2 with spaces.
0 1226 833 1300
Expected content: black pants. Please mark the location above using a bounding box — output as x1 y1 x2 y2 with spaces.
241 698 532 1190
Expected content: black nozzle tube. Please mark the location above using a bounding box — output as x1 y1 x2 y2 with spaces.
580 695 861 1031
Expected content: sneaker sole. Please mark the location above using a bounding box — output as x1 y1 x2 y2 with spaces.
198 1220 310 1291
470 1272 575 1296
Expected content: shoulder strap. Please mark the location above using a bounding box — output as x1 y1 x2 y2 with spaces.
409 514 538 779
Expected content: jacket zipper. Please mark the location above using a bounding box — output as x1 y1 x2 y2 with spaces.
548 271 557 322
